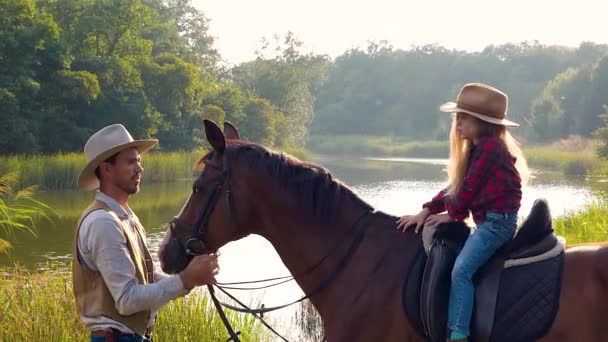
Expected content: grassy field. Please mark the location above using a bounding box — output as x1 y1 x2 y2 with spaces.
0 266 271 341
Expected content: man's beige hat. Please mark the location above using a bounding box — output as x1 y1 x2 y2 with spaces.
439 83 519 127
78 124 158 191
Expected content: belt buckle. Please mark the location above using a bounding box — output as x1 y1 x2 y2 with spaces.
91 329 115 341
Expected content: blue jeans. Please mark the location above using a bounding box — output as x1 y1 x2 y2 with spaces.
447 212 517 336
91 329 152 342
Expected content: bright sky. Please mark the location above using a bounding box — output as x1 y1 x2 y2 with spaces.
194 0 608 64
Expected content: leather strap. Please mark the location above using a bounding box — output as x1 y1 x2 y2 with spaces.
473 255 507 342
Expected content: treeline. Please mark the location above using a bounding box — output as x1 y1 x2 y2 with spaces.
3 0 608 155
312 41 608 142
0 0 324 153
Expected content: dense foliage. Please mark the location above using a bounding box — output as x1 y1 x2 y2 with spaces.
2 0 608 154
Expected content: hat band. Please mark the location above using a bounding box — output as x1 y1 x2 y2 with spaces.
457 101 505 119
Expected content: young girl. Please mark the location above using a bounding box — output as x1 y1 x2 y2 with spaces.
396 83 529 342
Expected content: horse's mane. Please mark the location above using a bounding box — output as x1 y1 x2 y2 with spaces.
222 142 374 222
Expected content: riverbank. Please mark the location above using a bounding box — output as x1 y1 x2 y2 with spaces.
1 135 602 191
0 145 310 191
0 266 270 341
308 135 608 176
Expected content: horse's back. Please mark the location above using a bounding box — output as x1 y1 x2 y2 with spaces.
539 242 608 341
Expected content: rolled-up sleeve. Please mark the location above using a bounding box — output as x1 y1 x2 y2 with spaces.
423 188 447 214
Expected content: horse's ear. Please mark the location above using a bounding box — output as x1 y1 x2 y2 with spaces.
223 121 241 140
204 119 225 154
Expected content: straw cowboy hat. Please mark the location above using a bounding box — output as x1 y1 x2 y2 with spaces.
439 83 519 127
78 124 158 191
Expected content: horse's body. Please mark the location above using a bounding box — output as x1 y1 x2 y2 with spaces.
159 120 608 341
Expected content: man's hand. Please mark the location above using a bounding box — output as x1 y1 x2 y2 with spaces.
179 253 220 290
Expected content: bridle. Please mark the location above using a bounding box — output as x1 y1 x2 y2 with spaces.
170 156 238 258
168 153 373 342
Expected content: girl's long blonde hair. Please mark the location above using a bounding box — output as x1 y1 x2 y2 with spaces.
445 114 529 199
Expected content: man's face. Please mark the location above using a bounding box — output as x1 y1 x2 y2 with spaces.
104 147 144 195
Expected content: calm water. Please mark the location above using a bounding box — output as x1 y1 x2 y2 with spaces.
0 155 598 340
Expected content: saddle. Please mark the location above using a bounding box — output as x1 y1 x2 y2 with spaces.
403 199 565 342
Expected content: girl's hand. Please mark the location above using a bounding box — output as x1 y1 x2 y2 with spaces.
424 213 454 229
396 208 430 233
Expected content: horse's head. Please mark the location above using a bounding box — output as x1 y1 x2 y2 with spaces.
159 120 253 274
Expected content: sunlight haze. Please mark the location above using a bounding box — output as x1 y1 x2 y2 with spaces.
196 0 608 63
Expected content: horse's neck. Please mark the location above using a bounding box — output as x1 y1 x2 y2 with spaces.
255 197 369 288
256 199 422 312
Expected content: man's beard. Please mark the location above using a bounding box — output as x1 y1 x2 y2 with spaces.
119 180 139 195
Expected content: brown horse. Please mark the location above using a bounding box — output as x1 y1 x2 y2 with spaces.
159 120 608 341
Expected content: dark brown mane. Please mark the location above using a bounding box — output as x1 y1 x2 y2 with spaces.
225 141 373 222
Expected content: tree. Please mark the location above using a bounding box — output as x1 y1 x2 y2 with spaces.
202 105 225 124
0 0 64 153
594 106 608 158
143 0 220 72
232 32 330 146
70 0 152 59
240 98 280 146
140 53 208 150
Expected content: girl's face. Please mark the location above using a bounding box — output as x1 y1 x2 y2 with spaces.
455 112 480 143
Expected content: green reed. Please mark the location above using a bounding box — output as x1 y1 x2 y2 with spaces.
553 198 608 244
524 147 600 176
308 135 449 157
0 152 201 190
0 266 271 341
0 144 311 191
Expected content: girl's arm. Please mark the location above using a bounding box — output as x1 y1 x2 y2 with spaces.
423 188 447 214
446 139 499 221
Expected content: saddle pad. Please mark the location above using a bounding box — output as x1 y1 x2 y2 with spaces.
403 246 427 338
485 252 564 342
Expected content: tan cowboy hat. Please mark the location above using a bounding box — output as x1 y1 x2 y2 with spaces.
78 124 158 191
439 83 519 127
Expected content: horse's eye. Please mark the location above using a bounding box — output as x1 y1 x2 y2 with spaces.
193 185 199 193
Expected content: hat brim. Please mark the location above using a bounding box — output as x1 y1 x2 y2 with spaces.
78 139 158 191
440 102 519 127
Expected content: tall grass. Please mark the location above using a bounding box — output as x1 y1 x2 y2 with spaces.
0 266 271 341
308 134 608 176
0 172 56 254
0 152 201 190
553 198 608 244
0 146 311 191
308 135 449 157
524 147 599 176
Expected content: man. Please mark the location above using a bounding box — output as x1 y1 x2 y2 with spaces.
72 124 219 341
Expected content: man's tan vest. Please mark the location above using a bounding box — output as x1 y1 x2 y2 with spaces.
72 200 154 336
